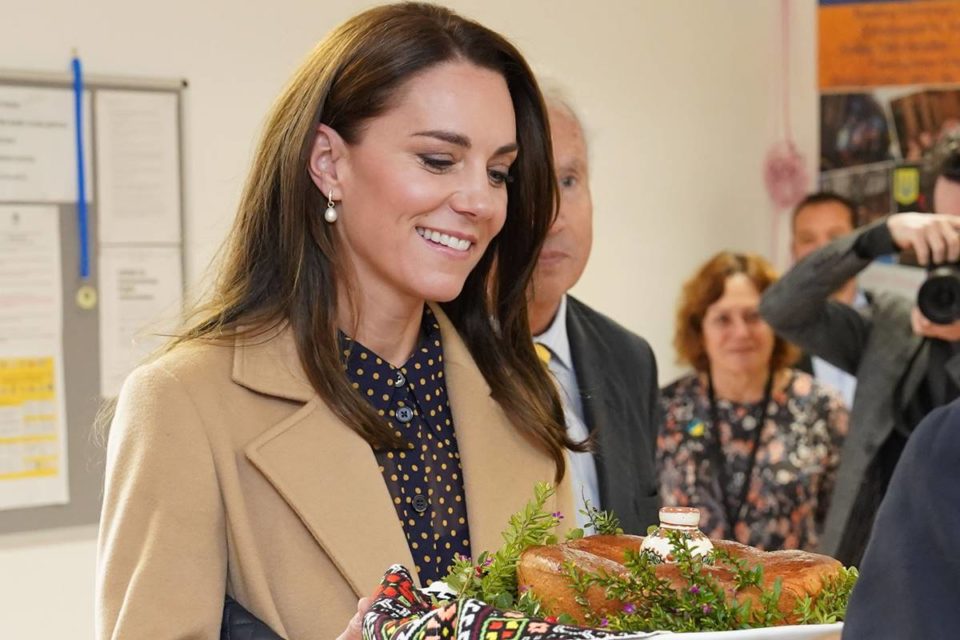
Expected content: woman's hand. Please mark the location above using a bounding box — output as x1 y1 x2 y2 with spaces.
886 212 960 266
335 596 373 640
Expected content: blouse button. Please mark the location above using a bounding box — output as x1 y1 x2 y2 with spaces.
397 406 414 423
412 494 430 514
395 371 406 387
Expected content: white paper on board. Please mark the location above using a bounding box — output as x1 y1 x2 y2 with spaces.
0 85 92 203
0 204 70 510
98 245 183 398
96 90 181 244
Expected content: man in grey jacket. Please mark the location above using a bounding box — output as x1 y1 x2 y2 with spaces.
759 211 960 566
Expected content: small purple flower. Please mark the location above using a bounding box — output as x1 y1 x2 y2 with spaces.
599 618 609 627
483 558 493 567
552 511 565 520
689 585 700 595
518 584 529 593
622 603 636 615
702 604 713 615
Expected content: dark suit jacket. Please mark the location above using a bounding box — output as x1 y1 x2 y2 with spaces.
759 220 960 562
842 399 960 639
565 295 661 534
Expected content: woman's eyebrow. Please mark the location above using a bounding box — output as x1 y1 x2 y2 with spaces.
412 130 517 156
413 130 471 147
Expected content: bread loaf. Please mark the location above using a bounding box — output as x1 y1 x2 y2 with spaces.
517 534 842 625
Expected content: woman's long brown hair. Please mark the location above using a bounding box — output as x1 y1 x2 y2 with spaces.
107 3 581 480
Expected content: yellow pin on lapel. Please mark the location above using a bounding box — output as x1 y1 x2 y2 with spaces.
686 420 705 438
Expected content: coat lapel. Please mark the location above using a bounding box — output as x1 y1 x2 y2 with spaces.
947 349 960 390
565 300 624 437
232 310 573 593
435 306 574 556
897 338 928 412
233 326 415 594
565 302 622 509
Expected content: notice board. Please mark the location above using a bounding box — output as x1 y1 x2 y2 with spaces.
0 67 186 534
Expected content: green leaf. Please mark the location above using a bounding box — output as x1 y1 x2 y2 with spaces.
557 613 577 625
579 498 624 535
494 591 514 609
440 482 563 611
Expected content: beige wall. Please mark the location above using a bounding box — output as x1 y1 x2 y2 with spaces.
0 1 818 637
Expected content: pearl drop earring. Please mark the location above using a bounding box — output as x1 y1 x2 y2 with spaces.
323 191 338 223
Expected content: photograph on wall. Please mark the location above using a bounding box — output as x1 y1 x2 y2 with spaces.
819 0 960 219
820 93 893 172
890 88 960 162
819 161 893 225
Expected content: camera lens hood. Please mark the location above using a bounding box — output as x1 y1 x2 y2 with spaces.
918 265 960 325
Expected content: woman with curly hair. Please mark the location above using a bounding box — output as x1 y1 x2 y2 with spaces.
658 252 848 552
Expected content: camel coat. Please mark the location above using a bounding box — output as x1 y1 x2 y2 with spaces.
96 306 574 639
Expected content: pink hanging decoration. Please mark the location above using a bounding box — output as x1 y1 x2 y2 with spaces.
764 141 808 209
764 0 809 210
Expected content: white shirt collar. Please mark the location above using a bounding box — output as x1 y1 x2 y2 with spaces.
853 288 868 309
533 295 573 370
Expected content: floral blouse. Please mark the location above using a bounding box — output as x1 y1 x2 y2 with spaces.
657 370 848 551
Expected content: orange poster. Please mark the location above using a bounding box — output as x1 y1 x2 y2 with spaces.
819 0 960 90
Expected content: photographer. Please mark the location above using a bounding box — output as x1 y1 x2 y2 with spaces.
759 210 960 567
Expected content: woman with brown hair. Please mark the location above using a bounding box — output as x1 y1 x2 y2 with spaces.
657 252 847 552
96 4 582 638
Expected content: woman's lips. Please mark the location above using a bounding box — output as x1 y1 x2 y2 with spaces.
538 249 567 264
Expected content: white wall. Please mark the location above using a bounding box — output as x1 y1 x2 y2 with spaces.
0 526 97 637
0 1 818 638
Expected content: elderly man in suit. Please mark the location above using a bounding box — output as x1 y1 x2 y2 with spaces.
760 181 960 566
528 94 661 535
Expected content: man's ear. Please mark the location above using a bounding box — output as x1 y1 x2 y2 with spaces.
308 124 348 198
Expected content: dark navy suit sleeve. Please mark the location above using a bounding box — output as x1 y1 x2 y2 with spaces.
842 399 960 639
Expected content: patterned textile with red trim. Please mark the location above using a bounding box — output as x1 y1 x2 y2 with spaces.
362 565 650 640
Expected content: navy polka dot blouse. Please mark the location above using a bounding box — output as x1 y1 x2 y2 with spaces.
340 306 471 585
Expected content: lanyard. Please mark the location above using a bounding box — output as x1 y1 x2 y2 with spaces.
706 371 774 536
72 52 98 310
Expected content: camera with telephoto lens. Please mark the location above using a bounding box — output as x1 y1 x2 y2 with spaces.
916 129 960 324
918 263 960 325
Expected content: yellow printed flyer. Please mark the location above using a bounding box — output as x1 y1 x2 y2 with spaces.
0 359 67 495
0 205 69 510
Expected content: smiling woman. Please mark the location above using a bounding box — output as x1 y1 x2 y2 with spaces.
657 252 849 554
94 4 584 639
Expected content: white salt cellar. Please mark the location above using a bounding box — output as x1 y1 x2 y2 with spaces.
639 506 713 562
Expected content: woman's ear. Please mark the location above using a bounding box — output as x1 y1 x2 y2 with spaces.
308 124 347 198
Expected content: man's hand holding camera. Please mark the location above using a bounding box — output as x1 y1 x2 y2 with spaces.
911 306 960 342
887 212 960 266
887 212 960 340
